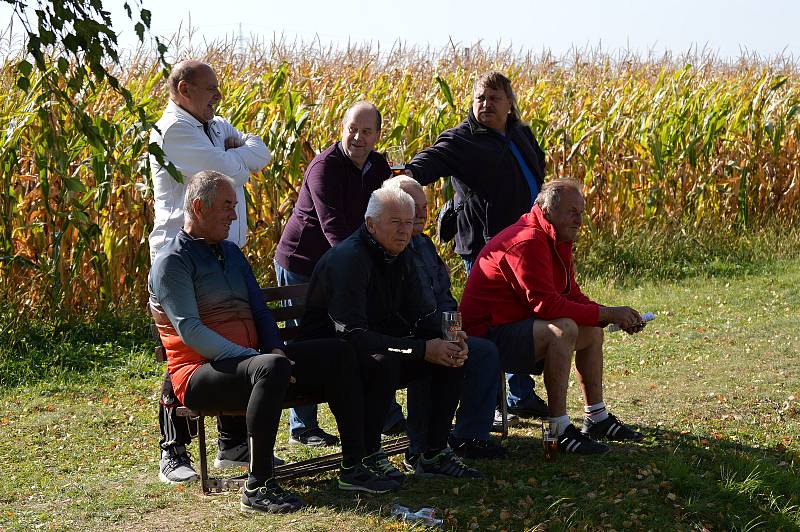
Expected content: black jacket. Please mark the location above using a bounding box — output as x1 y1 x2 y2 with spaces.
296 225 439 359
406 109 545 256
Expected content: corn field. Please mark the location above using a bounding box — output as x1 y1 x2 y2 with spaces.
1 38 799 316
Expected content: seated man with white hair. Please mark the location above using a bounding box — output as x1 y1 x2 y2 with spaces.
381 176 506 464
297 186 483 480
460 178 646 454
149 171 399 514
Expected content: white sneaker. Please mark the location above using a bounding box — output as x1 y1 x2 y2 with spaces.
492 409 519 432
159 446 199 484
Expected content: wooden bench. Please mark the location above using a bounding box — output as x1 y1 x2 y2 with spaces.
153 283 409 494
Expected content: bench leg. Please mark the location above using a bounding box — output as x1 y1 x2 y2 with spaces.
500 373 509 440
196 416 210 494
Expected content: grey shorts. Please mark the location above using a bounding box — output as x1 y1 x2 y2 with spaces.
486 317 545 375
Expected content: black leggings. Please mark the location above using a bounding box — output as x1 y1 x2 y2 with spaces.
183 339 367 480
359 353 465 454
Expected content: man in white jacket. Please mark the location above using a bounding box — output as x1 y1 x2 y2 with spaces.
150 60 271 484
149 60 271 261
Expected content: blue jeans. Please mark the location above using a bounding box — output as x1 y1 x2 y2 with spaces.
405 336 500 454
274 261 318 435
461 254 536 407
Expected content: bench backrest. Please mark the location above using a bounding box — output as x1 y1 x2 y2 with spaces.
152 282 310 362
261 283 308 342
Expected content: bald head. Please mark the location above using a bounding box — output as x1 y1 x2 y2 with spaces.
168 60 213 98
167 60 221 123
342 101 381 131
341 101 382 169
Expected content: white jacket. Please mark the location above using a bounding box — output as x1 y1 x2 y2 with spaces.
148 100 271 261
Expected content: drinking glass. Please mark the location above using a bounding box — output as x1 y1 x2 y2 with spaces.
441 311 462 342
385 145 406 175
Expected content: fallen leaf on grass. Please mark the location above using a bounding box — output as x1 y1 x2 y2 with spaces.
499 510 511 520
667 493 677 501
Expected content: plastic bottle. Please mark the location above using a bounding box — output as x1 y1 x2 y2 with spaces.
390 504 444 527
606 312 656 332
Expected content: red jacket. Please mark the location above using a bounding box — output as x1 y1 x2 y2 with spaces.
460 204 600 337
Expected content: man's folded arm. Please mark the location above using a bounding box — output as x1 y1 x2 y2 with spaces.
162 123 266 187
219 121 271 171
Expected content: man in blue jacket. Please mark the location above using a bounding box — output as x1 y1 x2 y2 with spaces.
404 71 548 427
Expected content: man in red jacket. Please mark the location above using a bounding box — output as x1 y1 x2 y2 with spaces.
460 178 647 454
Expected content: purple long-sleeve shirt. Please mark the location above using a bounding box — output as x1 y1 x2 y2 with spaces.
275 142 390 277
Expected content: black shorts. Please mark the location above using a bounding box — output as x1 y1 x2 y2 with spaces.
486 317 545 375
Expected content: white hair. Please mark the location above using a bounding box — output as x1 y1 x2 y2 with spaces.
534 178 582 212
364 187 415 221
184 170 235 223
382 175 423 195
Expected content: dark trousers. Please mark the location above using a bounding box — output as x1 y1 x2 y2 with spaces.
159 371 245 452
361 353 465 455
182 339 367 480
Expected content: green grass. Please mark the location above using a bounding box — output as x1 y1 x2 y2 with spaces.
2 261 800 530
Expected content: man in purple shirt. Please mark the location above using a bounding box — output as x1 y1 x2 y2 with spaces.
274 101 391 446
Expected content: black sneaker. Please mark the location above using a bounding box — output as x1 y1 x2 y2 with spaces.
288 427 340 447
338 464 400 494
362 450 406 484
557 424 610 455
382 417 407 437
159 446 199 484
415 448 484 479
402 451 420 472
507 392 549 419
582 413 643 441
214 443 249 468
240 478 305 514
449 436 509 460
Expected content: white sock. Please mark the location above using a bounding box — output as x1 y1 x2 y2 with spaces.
584 401 609 423
548 415 571 436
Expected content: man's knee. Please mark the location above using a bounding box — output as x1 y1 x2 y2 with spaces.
540 318 578 347
576 325 604 352
465 337 500 375
250 353 292 382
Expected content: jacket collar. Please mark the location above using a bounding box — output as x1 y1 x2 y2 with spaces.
467 107 519 137
335 141 377 174
166 99 204 127
530 204 572 248
359 224 402 264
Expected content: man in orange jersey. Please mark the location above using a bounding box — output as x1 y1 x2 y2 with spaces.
149 171 399 513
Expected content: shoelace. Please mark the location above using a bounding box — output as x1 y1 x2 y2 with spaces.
255 482 295 503
164 449 193 472
371 453 396 475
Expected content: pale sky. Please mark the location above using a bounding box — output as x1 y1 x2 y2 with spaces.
2 0 800 60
